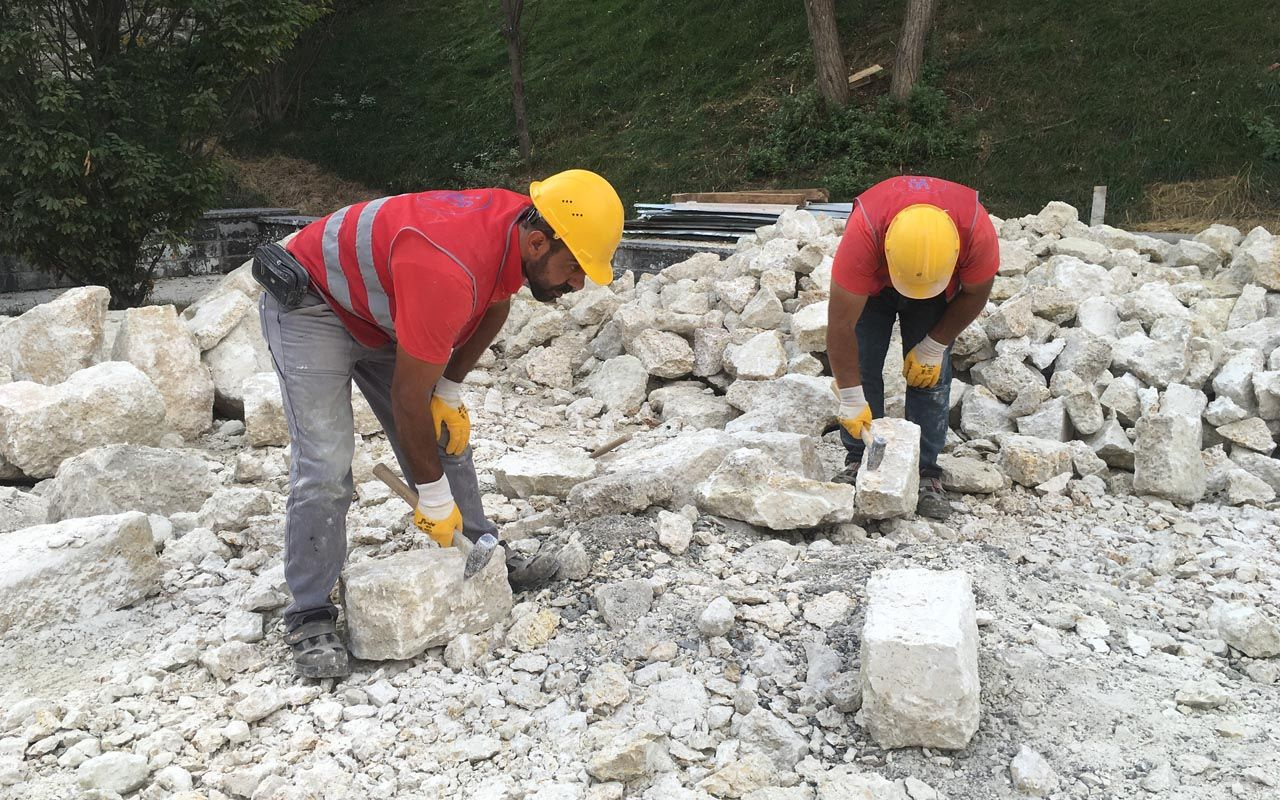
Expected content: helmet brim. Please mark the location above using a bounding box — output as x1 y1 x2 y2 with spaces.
888 272 951 300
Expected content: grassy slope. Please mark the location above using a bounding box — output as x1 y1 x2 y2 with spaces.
246 0 1280 222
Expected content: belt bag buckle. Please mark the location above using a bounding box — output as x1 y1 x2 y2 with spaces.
252 242 311 309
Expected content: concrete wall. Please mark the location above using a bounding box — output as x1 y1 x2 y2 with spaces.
2 210 734 293
0 208 310 293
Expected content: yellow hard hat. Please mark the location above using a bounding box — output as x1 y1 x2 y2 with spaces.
529 169 624 286
884 204 960 299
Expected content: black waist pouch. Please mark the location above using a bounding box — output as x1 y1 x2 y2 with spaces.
252 242 311 309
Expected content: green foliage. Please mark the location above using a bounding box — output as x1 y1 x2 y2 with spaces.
247 0 1280 222
0 0 328 306
1246 71 1280 162
747 82 972 198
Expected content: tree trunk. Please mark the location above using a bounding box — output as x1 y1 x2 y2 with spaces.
802 0 848 107
891 0 937 102
500 0 532 162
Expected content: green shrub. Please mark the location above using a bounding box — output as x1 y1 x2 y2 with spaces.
747 82 973 199
0 1 328 306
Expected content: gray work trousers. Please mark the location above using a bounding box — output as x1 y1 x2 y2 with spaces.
258 290 498 629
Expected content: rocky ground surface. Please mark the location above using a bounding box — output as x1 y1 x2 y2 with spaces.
1 201 1278 799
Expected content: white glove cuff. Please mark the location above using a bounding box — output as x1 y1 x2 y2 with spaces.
836 385 866 406
416 476 454 516
433 377 463 407
916 335 948 359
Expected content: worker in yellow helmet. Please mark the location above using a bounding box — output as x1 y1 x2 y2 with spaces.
826 176 999 519
257 169 624 677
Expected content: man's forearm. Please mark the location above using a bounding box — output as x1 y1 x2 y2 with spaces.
827 324 862 388
443 302 510 383
929 283 992 345
391 385 444 484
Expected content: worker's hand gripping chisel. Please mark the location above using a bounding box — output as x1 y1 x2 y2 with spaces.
821 422 887 472
371 463 499 580
859 428 887 471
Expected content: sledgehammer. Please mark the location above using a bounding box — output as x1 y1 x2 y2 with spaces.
371 463 499 579
821 422 887 471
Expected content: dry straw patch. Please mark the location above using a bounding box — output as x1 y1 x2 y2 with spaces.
1129 171 1280 233
221 153 380 216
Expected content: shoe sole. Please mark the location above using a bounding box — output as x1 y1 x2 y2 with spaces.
295 653 351 679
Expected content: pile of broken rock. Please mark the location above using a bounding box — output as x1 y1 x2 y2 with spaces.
1 200 1278 800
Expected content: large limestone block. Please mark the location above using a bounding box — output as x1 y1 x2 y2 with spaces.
604 429 741 508
1110 333 1187 389
242 372 291 447
791 301 828 352
816 768 910 800
659 390 738 429
1227 226 1280 290
0 286 109 385
960 385 1015 439
0 512 159 635
493 447 597 498
582 355 649 414
861 568 980 750
724 374 837 437
1209 602 1280 658
112 305 214 439
44 445 219 521
739 287 786 329
1254 371 1280 421
625 329 695 379
997 435 1072 487
697 448 856 530
203 312 273 418
184 290 258 352
0 487 48 534
1133 414 1206 504
855 418 921 520
0 362 166 478
938 454 1007 494
1086 416 1135 469
1213 349 1265 414
1048 239 1111 265
723 331 787 380
342 547 512 660
242 371 382 447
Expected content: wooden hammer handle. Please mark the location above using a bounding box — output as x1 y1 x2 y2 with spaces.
372 463 419 509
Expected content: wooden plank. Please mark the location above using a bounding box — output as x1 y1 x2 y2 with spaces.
670 188 829 204
848 64 884 87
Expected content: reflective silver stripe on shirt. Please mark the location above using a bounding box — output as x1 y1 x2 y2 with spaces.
322 205 353 310
856 200 878 248
355 197 394 331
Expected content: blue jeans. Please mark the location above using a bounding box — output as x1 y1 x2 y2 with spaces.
840 288 952 479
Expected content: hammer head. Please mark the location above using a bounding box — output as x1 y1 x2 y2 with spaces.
863 436 887 471
459 533 500 579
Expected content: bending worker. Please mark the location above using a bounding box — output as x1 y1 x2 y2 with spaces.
826 175 999 520
257 170 624 678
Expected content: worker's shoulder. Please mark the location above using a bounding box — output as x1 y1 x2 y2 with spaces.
860 175 977 202
398 187 530 218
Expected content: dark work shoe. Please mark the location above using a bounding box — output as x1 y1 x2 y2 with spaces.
832 461 861 486
916 477 952 520
503 544 559 593
283 609 350 679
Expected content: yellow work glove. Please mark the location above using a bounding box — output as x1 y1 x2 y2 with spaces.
833 382 873 438
430 377 470 456
413 476 463 547
903 335 948 389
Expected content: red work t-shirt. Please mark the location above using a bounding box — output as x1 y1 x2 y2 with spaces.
831 176 999 299
287 189 529 364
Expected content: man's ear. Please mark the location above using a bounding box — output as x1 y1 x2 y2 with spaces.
526 229 550 257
